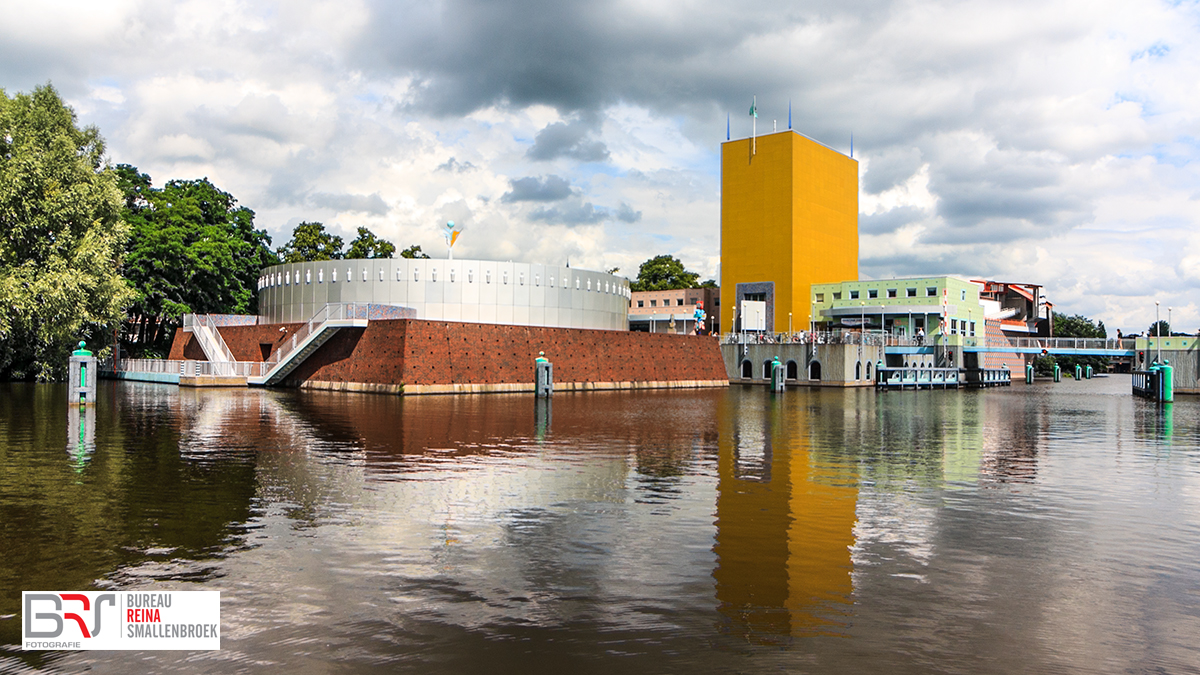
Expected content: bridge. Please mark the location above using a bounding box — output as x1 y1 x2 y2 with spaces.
887 336 1136 358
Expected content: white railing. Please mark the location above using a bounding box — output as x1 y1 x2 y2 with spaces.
117 359 185 374
259 302 371 374
721 331 918 347
1009 337 1135 351
183 313 236 362
115 359 266 378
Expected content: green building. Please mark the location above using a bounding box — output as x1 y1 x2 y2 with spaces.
811 276 984 338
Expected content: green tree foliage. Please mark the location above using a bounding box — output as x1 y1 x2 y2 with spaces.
277 221 343 262
1147 320 1170 337
399 244 431 259
119 168 276 354
0 85 134 380
630 254 701 291
345 227 395 259
1052 312 1109 375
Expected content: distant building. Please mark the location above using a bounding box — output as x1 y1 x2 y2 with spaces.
629 287 720 334
812 275 1052 370
720 130 859 334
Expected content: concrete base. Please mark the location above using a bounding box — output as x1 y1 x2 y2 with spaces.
180 376 248 387
104 371 181 384
297 379 728 396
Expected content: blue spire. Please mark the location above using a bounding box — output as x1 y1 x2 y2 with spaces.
850 133 854 158
726 114 730 141
788 100 792 130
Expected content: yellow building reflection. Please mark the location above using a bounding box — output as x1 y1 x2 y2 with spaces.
713 391 859 642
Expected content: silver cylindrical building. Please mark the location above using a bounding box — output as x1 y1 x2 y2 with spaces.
257 259 630 330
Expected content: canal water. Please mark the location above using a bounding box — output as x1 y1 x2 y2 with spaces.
1 377 1198 673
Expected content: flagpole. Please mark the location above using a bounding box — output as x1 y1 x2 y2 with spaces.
752 95 757 155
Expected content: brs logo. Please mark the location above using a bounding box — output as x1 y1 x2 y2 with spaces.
24 593 116 639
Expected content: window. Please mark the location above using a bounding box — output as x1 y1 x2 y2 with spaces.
951 319 958 333
486 270 491 283
431 268 437 282
961 289 967 301
927 287 937 297
519 273 524 285
535 275 540 286
868 289 878 299
450 269 456 282
413 269 419 282
346 267 351 282
850 290 859 299
332 269 337 282
815 293 825 302
638 300 644 308
503 271 508 284
833 292 842 300
587 279 592 291
362 267 367 282
396 268 402 281
468 269 474 283
576 279 580 290
306 269 311 284
650 300 657 307
677 298 684 306
887 288 897 298
906 288 917 297
970 321 976 336
549 276 554 287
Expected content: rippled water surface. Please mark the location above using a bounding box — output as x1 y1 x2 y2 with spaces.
2 377 1199 673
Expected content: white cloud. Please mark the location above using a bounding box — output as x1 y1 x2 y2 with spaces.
1 0 1196 331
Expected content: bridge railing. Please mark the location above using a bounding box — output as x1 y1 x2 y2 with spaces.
1009 337 1135 351
721 331 916 347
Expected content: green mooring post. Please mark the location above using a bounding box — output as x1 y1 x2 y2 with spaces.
1053 363 1061 382
69 341 96 406
1025 363 1034 384
1161 359 1174 402
1075 364 1082 380
1086 365 1093 379
535 351 553 398
770 356 784 393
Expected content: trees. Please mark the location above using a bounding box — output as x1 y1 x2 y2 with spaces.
346 227 395 259
1147 320 1170 338
276 222 344 263
630 255 700 291
399 245 431 259
120 169 276 355
1052 312 1109 374
277 223 395 261
0 85 134 380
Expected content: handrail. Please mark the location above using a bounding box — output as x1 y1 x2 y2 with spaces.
259 302 371 374
183 313 237 362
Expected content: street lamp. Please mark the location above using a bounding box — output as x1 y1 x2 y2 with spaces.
860 301 865 339
789 312 793 337
1168 306 1172 337
1155 300 1161 364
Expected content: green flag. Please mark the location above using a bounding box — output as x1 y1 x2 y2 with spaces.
749 102 757 118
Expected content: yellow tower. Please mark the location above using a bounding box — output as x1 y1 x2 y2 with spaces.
720 131 859 333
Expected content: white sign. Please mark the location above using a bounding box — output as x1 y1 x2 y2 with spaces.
23 591 220 651
741 300 767 331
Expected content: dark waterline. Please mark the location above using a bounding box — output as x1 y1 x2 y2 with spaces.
1 378 1199 673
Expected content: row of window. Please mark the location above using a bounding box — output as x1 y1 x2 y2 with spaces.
816 288 970 302
949 319 977 336
258 267 629 297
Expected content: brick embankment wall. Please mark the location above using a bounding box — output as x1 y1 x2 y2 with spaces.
169 319 729 394
287 319 728 394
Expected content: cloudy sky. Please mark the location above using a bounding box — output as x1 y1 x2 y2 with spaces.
3 0 1197 332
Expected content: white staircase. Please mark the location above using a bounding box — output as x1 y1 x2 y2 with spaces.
247 303 370 386
182 313 237 363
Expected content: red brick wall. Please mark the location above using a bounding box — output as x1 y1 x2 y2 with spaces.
168 319 728 387
167 324 302 361
290 319 727 386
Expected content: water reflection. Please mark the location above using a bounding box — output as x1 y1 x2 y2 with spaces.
65 404 95 471
714 389 858 642
2 377 1199 674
